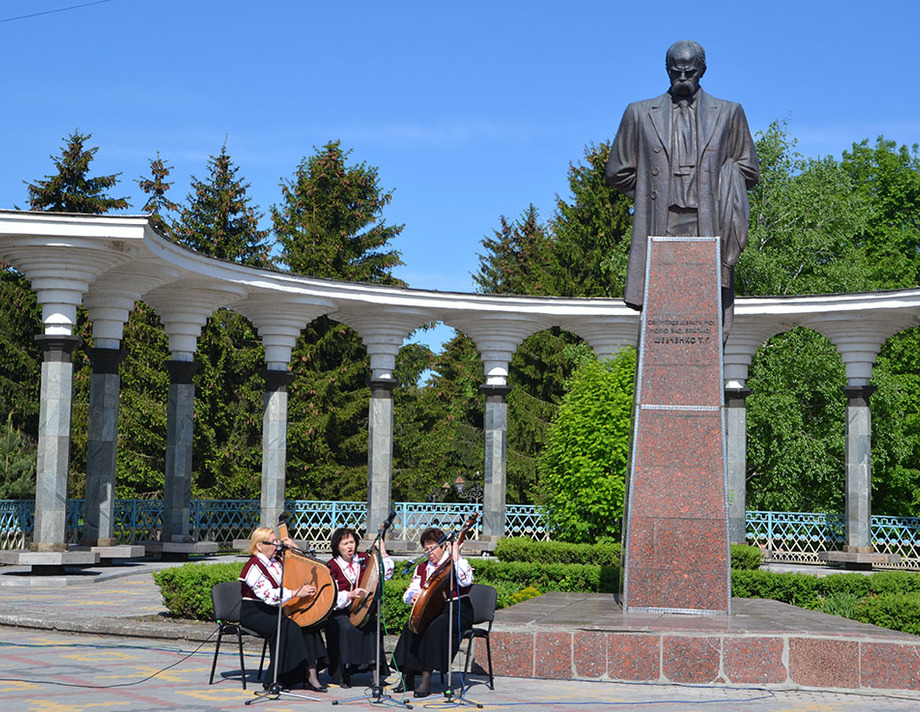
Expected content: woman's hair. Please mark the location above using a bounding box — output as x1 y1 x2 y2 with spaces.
419 527 445 547
249 526 276 556
331 527 358 556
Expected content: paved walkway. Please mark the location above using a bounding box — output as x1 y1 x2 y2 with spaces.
0 558 918 711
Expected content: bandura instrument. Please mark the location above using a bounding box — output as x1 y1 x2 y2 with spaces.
277 513 337 627
408 512 478 635
349 513 396 628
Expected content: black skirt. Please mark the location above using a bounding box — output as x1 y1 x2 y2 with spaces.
324 608 390 678
240 599 328 686
392 598 473 673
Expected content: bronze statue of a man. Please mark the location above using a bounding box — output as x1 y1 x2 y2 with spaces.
606 40 759 334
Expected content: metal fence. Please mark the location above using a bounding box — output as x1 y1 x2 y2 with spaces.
0 499 547 552
3 501 920 569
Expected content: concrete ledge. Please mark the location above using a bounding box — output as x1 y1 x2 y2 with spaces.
141 541 218 559
819 551 901 569
72 545 147 561
0 550 100 567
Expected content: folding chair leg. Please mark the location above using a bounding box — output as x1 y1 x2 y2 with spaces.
209 632 223 685
485 636 494 690
236 629 248 690
257 638 268 680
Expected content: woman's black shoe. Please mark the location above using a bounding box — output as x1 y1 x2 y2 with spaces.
340 670 351 688
413 687 431 698
304 680 328 693
393 677 414 693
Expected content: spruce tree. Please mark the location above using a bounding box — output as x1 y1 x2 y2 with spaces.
25 130 129 213
136 152 180 236
173 144 271 267
171 144 271 497
272 142 404 498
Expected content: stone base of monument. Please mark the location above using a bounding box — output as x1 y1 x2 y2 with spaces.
0 549 100 574
142 541 218 560
819 548 901 570
479 592 920 693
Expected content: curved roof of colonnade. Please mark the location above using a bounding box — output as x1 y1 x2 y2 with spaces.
0 209 919 383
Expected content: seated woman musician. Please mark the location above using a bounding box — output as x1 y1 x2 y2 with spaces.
325 526 394 688
239 526 329 692
392 527 474 698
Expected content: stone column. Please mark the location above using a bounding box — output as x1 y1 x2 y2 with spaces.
842 384 876 551
724 387 751 545
261 370 294 528
82 347 127 546
162 360 199 542
32 334 81 551
367 377 397 535
480 383 512 541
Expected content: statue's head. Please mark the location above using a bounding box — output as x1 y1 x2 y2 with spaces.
666 40 706 98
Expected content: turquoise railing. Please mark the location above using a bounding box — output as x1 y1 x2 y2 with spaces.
3 502 920 569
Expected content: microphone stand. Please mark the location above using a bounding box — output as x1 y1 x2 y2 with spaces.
442 531 481 708
246 542 321 705
333 525 410 709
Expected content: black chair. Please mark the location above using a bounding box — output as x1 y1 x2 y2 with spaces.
209 581 268 689
461 583 497 689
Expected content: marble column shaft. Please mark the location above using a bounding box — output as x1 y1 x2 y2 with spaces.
83 348 127 546
480 384 512 540
724 387 751 545
163 360 199 542
32 335 80 551
843 385 876 550
261 370 294 529
367 378 397 535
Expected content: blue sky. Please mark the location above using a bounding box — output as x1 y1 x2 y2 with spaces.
1 1 918 351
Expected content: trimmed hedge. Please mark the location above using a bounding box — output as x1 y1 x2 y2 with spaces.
730 544 763 570
494 537 620 565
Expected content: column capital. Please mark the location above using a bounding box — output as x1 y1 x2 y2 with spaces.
164 359 200 384
724 387 752 408
87 347 127 374
479 383 513 400
34 334 81 360
842 384 877 407
369 377 398 397
262 369 295 391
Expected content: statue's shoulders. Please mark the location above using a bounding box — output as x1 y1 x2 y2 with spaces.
625 93 670 112
699 91 742 111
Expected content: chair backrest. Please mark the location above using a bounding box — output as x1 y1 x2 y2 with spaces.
467 583 497 626
211 581 243 623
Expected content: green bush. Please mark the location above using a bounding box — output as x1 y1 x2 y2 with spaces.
495 537 621 565
730 569 819 607
153 561 245 621
810 592 862 618
854 593 920 635
730 544 763 570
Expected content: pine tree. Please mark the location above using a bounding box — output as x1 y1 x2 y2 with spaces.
25 130 129 213
0 414 36 499
136 152 180 236
173 144 271 267
473 205 556 295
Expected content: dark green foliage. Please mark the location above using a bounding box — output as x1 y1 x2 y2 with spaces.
549 142 633 298
730 544 763 570
0 414 36 498
0 270 42 440
273 140 404 283
116 302 169 496
25 130 130 214
730 569 819 607
471 559 619 594
494 536 620 565
172 144 271 267
539 349 635 542
192 310 265 498
474 205 556 296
